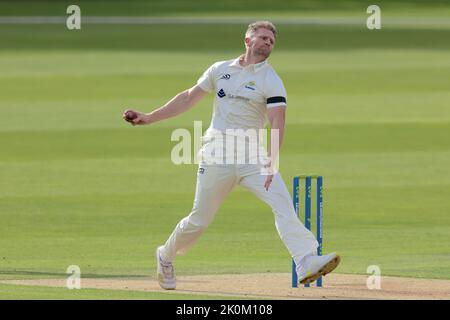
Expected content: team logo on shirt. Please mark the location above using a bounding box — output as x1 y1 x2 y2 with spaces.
217 88 226 98
244 81 256 91
220 74 231 80
199 167 205 174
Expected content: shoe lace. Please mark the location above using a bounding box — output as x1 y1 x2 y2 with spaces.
161 260 174 278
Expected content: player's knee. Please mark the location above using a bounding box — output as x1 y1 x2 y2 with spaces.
180 215 211 231
188 206 217 228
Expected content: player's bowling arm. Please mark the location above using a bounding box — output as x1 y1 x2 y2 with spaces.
142 85 207 124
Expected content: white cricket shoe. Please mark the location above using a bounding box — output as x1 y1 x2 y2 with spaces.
297 252 341 285
156 246 176 290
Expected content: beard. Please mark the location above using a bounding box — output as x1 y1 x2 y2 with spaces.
253 46 271 59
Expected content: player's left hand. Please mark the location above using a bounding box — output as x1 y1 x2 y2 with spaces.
264 174 274 191
263 159 274 191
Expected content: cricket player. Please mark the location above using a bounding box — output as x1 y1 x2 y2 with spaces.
123 21 340 290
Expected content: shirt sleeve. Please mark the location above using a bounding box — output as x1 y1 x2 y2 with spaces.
265 71 287 108
197 63 217 93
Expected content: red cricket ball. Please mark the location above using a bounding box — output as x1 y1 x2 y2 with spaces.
125 110 138 121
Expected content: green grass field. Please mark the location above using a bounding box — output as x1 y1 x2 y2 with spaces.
1 0 450 299
0 283 245 300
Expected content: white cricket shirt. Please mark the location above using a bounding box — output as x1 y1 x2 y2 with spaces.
197 55 287 138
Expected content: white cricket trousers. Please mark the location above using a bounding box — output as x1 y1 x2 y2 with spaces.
160 164 318 266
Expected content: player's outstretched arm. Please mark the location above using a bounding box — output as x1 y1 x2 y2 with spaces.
123 85 207 126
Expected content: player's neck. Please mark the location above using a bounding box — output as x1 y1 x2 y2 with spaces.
239 52 266 67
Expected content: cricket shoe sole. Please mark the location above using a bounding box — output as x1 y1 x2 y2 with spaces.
298 253 341 285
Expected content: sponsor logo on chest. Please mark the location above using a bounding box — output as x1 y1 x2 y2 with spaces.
244 81 256 91
217 88 226 98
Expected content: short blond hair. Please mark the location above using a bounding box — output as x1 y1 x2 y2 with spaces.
245 21 277 39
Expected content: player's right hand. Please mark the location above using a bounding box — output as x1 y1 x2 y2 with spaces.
123 109 147 126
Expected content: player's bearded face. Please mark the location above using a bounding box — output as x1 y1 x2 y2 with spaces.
247 29 275 58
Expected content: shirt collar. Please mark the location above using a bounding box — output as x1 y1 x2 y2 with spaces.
230 55 268 72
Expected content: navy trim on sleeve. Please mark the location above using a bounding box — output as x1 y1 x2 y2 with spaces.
267 96 287 104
